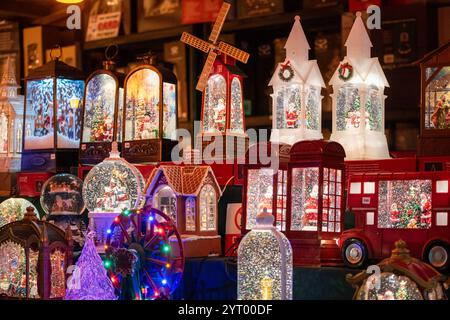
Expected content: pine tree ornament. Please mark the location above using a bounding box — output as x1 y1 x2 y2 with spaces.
65 232 117 300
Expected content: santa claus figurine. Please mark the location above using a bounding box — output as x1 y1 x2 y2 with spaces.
419 193 432 226
285 103 298 128
303 185 319 227
140 113 154 139
214 98 226 132
389 203 400 226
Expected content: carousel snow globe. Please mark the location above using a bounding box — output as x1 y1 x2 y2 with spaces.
82 142 145 250
0 198 40 227
40 173 86 247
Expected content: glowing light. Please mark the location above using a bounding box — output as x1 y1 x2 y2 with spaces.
114 217 120 223
154 291 159 297
106 229 112 234
162 244 170 253
165 263 171 268
149 216 154 222
104 260 111 268
104 245 109 250
162 279 167 285
111 276 117 284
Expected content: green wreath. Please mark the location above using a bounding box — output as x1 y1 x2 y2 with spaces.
278 62 295 82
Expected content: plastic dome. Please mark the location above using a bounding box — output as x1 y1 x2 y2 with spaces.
0 198 40 227
82 143 145 213
40 174 85 215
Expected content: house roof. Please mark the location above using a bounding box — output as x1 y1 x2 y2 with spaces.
414 40 450 65
269 59 325 87
146 165 222 197
329 56 389 87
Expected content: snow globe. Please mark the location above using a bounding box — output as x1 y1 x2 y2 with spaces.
83 142 145 250
0 198 40 227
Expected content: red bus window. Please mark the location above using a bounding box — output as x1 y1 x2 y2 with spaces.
322 168 342 233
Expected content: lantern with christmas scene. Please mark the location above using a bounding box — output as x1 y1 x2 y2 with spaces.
180 2 250 160
329 12 389 160
269 16 325 145
0 197 40 228
80 46 125 165
346 240 448 300
0 207 73 299
287 140 346 266
0 55 24 172
82 142 145 249
21 46 85 172
145 165 222 257
416 40 450 156
238 210 293 300
242 142 291 233
122 53 178 163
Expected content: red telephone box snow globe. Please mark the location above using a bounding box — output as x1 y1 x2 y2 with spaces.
286 140 346 266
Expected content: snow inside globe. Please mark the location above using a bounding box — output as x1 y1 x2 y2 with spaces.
0 198 40 227
82 142 145 248
40 173 85 216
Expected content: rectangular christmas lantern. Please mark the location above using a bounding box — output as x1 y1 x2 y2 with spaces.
21 46 85 172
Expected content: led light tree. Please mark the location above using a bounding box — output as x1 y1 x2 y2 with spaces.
238 210 292 300
329 12 389 160
269 16 325 145
65 232 117 300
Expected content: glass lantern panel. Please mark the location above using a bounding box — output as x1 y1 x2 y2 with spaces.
0 112 8 154
15 121 22 153
185 197 196 232
28 249 39 298
378 179 432 229
424 66 450 129
358 272 423 300
275 85 301 129
50 249 66 298
336 84 362 131
366 85 383 131
276 170 287 231
24 78 55 150
290 167 319 231
153 185 177 224
163 82 177 140
116 88 124 142
125 69 160 140
56 78 84 149
204 74 227 133
246 168 274 230
0 241 27 298
82 73 117 143
199 184 216 231
305 86 321 130
230 77 244 133
322 168 342 233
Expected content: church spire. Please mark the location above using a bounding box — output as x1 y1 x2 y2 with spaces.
344 12 373 59
284 15 310 63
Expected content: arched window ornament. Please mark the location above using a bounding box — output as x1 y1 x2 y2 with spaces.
199 184 216 231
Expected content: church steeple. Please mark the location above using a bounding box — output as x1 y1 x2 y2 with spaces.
284 15 310 63
0 56 20 99
344 12 373 59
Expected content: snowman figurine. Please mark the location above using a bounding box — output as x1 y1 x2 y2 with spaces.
140 113 153 139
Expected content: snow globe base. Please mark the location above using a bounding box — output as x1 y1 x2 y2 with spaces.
330 131 390 160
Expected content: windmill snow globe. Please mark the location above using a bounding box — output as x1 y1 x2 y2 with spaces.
181 2 250 161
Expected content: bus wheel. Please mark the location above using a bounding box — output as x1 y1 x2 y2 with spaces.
424 242 449 271
342 239 367 268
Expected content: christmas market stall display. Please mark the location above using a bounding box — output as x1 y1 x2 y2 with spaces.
242 142 291 233
0 207 73 299
340 171 450 271
346 240 448 300
21 46 85 172
287 140 346 266
269 16 325 145
0 56 23 172
83 142 145 250
145 165 222 257
122 53 177 163
329 12 389 160
80 46 125 165
65 232 117 300
40 173 86 247
180 2 249 160
238 210 292 300
417 40 450 156
0 197 40 227
105 206 184 300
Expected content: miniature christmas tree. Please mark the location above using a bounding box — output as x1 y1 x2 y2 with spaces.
65 232 117 300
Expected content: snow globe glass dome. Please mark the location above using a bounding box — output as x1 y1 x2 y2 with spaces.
347 240 448 300
0 198 40 227
238 210 293 300
40 173 85 216
82 142 145 249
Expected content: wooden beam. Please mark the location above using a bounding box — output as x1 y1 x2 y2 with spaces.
32 3 86 26
0 2 51 18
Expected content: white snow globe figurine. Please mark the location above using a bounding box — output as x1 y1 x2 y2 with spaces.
238 210 293 300
82 141 145 250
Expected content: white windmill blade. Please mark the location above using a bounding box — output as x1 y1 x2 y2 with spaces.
180 32 211 54
196 51 217 92
208 2 231 44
